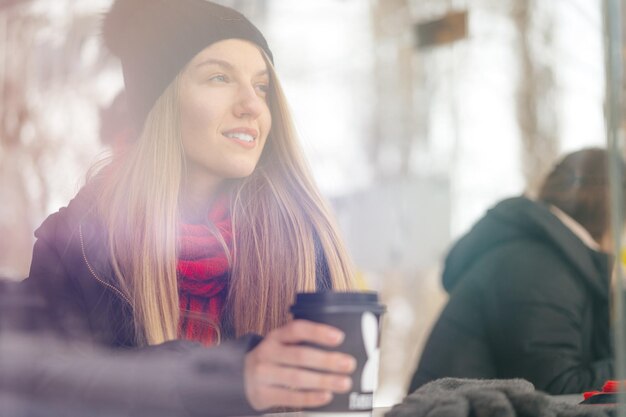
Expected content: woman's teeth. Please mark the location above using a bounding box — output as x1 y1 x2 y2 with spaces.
225 132 254 142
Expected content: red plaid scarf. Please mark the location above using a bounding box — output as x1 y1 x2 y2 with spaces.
177 197 232 346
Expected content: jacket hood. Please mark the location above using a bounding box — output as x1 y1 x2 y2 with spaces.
442 196 611 298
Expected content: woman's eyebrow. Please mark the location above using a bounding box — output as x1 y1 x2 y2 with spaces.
196 58 233 70
195 58 268 77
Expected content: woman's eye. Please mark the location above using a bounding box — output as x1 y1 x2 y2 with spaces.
209 74 228 83
255 83 269 96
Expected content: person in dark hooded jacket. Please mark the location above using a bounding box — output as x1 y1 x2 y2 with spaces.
408 148 620 395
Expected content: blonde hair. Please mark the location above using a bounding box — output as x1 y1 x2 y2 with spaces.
96 52 355 345
228 56 355 336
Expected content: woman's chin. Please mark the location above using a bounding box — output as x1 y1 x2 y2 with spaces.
223 165 259 180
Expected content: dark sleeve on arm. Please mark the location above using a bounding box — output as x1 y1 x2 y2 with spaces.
0 333 263 417
176 334 262 416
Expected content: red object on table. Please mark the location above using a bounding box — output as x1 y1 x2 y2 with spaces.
583 391 601 400
583 380 626 402
602 380 626 393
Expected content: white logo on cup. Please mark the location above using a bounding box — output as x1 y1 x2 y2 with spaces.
360 311 379 392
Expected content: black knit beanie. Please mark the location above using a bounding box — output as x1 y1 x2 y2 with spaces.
103 0 273 129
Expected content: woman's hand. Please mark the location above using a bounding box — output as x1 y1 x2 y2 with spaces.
244 319 357 411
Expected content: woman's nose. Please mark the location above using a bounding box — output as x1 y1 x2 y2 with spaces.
233 85 265 119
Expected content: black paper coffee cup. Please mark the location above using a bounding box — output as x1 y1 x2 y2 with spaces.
290 291 386 416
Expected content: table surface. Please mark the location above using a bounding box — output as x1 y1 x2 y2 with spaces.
262 394 588 417
263 409 388 417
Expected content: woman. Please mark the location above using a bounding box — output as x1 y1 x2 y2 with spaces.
26 0 356 412
409 148 617 395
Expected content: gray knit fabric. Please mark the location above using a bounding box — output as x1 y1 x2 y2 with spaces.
386 378 615 417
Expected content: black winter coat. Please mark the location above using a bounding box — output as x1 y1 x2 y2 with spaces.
27 184 148 346
21 184 267 416
26 182 332 345
409 197 613 395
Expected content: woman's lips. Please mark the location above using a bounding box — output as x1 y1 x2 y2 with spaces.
223 128 258 148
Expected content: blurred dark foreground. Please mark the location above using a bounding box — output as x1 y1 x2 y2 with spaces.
0 279 257 417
